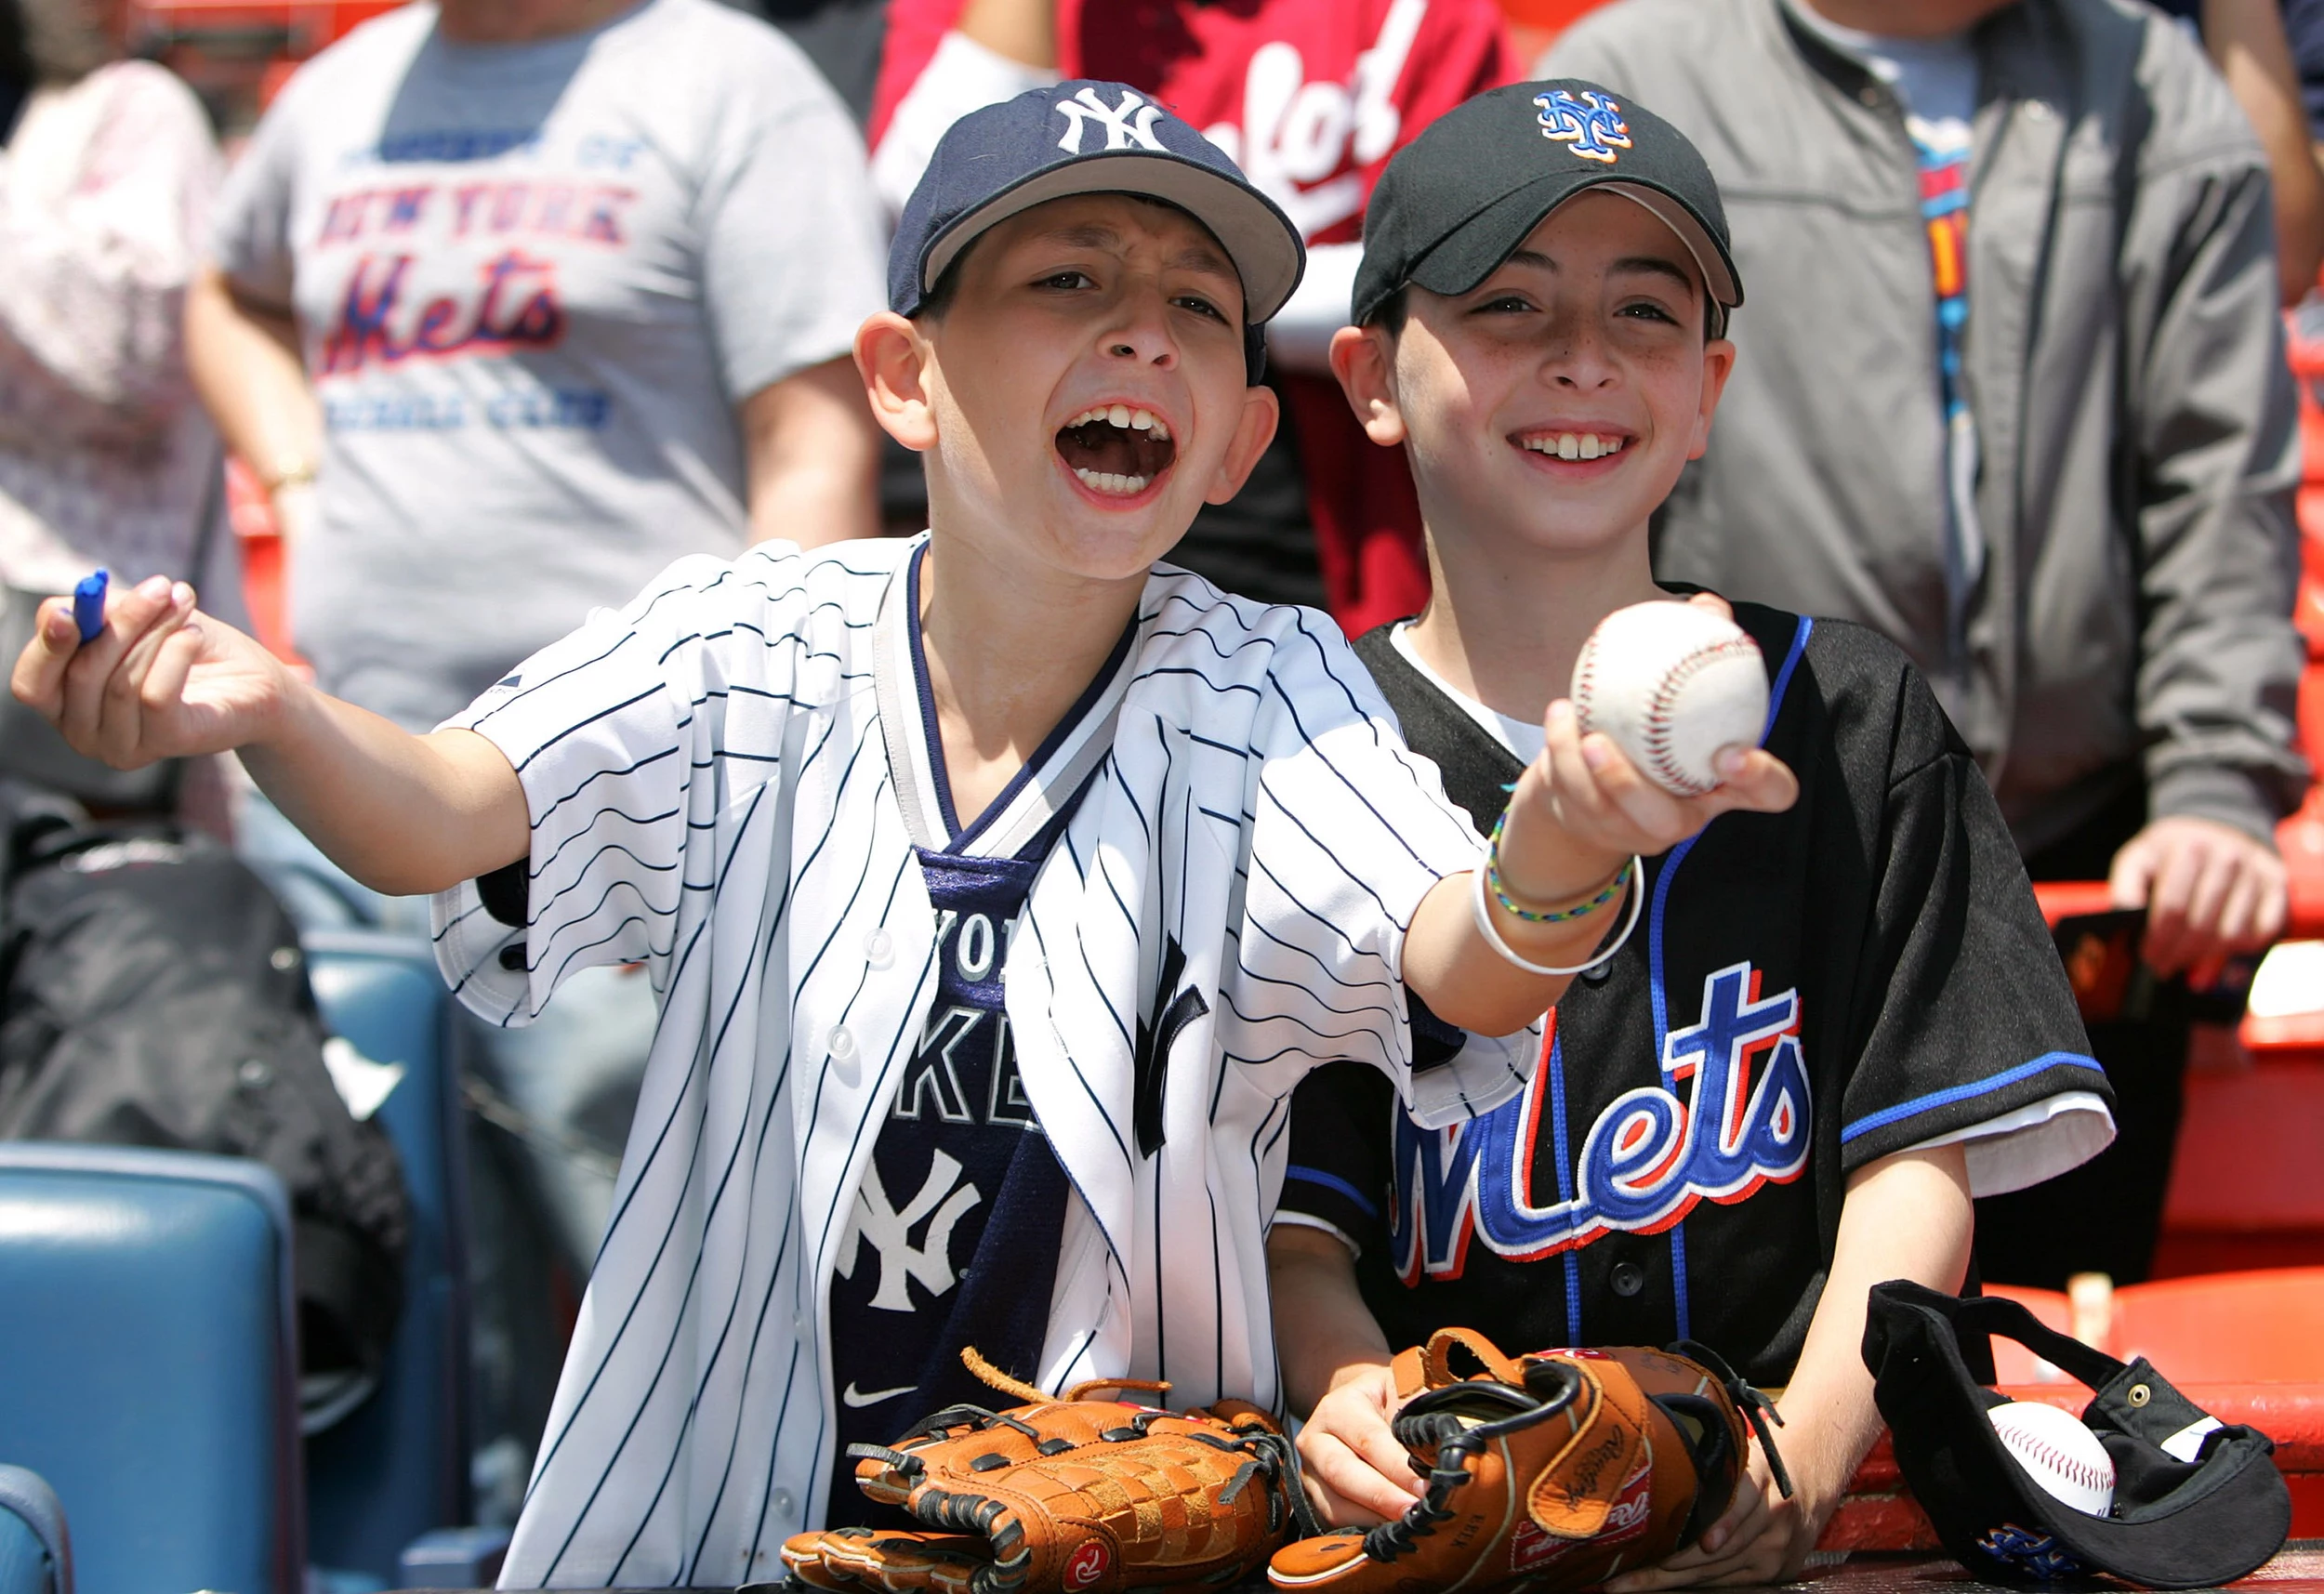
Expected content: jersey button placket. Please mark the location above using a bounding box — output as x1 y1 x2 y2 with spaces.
828 1024 859 1085
1610 1260 1645 1298
865 929 894 970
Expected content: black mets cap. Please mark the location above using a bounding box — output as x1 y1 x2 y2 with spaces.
1353 79 1742 336
889 80 1306 380
1865 1282 2292 1590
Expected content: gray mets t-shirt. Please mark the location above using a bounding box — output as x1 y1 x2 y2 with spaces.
214 0 885 729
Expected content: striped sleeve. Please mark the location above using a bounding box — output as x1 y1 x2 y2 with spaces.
1221 612 1539 1129
428 547 814 1024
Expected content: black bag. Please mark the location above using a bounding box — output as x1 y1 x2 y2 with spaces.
1864 1281 2291 1588
0 785 410 1429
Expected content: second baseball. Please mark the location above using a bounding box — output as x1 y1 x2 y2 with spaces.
1572 601 1768 796
1987 1401 2117 1517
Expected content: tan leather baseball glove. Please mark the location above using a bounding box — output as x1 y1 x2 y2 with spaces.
1268 1329 1789 1594
782 1354 1316 1594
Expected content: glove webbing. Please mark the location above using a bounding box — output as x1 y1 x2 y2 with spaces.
1361 1362 1585 1565
845 1403 1323 1577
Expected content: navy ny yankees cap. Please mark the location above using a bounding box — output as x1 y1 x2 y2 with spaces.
1353 80 1741 336
1866 1283 2291 1590
889 81 1306 379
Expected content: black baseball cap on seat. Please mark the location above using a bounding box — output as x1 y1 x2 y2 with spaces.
1864 1282 2291 1590
888 80 1306 380
1353 79 1742 336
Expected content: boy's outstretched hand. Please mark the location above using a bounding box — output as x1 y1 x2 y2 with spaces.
11 573 528 897
10 574 295 768
1402 596 1797 1040
1505 593 1798 894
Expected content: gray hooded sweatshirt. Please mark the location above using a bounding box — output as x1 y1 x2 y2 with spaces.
1550 0 2306 855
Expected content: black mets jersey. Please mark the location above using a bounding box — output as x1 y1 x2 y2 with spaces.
1280 603 2114 1384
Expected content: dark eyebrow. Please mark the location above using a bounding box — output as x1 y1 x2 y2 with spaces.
1499 247 1697 292
1036 223 1235 280
1167 244 1238 283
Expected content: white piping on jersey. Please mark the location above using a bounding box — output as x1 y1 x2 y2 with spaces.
1894 1087 2116 1199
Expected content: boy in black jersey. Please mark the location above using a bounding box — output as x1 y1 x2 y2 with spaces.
1270 82 2114 1587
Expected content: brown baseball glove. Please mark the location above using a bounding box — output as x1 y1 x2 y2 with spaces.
1268 1329 1789 1594
782 1353 1316 1594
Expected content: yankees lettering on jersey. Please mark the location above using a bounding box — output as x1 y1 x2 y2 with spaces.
1391 963 1810 1281
825 844 1073 1526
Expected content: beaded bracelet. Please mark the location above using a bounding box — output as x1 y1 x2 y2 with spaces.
1485 810 1631 924
1470 856 1644 978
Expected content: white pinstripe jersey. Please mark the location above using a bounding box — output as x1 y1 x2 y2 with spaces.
429 534 1539 1587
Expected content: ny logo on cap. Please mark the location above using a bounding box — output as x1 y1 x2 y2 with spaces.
1535 89 1631 164
1055 86 1168 154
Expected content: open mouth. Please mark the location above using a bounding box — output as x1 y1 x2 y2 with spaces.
1057 404 1177 497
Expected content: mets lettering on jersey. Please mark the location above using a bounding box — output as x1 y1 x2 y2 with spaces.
1535 89 1631 163
1391 962 1809 1280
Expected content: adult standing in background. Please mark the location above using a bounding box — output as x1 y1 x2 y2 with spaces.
1 0 224 610
1546 0 2305 1291
869 0 1515 626
2150 0 2324 300
184 0 888 1513
188 0 886 739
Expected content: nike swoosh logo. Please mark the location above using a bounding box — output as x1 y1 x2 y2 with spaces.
843 1382 917 1408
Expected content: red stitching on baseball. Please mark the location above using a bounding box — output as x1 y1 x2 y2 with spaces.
2003 1430 2110 1493
1641 636 1759 794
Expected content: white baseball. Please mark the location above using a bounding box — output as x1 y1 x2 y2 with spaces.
1570 602 1768 795
1988 1401 2117 1517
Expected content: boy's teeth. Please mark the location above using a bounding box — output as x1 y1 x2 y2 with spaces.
1525 432 1624 460
1074 467 1152 496
1067 405 1169 440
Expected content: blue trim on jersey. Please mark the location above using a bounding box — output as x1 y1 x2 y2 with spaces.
1839 1052 2106 1143
1647 613 1813 1341
1545 1032 1582 1346
1766 615 1813 735
904 543 1139 851
1285 1164 1379 1219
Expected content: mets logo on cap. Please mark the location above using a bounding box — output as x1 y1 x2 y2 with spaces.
1535 88 1631 164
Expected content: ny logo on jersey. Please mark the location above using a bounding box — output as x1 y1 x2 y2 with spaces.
1535 89 1631 165
1390 961 1810 1279
836 1154 982 1311
1054 86 1168 155
1133 936 1208 1159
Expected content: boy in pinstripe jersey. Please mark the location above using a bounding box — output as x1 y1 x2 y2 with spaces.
11 82 1795 1585
1270 83 2111 1587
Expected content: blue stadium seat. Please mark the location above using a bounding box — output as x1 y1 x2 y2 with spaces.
0 1145 301 1594
0 1467 72 1594
301 930 469 1584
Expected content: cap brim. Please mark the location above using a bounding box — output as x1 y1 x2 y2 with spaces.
920 151 1304 323
1404 169 1741 324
